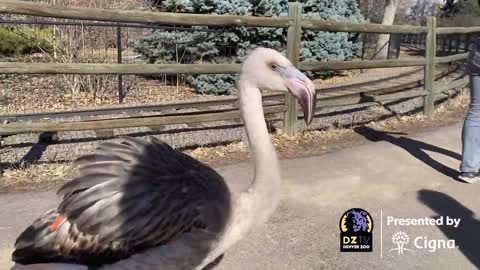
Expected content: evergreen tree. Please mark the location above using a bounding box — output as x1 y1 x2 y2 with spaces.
133 0 365 95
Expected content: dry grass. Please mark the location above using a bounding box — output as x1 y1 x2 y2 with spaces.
0 75 212 114
1 162 76 192
189 141 248 160
272 128 353 149
367 88 469 129
437 88 470 112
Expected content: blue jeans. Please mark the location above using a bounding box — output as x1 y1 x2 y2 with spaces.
461 51 480 173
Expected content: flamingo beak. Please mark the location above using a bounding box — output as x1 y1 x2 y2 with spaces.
280 67 317 125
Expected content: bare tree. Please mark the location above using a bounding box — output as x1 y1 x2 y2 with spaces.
357 0 386 23
375 0 398 59
34 0 143 97
407 0 437 25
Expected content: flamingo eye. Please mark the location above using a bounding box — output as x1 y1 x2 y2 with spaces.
270 63 279 70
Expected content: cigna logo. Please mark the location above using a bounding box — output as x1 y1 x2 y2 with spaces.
389 231 413 254
389 231 457 255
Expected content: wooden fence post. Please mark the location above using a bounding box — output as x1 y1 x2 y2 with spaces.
423 16 436 116
283 2 302 136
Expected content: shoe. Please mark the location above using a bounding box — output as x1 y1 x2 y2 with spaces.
458 172 480 183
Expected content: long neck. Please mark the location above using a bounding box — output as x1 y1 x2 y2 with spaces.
238 80 281 202
199 80 282 267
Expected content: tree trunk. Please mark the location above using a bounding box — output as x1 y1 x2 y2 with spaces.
375 0 398 59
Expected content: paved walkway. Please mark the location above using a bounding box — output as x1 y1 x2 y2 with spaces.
1 122 479 270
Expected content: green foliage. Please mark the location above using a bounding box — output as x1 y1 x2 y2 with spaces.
133 0 365 95
189 74 237 95
0 26 54 56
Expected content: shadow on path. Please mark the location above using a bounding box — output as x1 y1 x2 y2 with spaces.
18 144 47 168
354 126 461 180
418 189 480 269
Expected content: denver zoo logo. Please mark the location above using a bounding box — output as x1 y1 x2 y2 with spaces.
340 208 373 252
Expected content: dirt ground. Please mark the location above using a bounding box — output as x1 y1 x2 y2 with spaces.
0 88 470 193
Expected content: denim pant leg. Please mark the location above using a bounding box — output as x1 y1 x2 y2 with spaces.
461 66 480 172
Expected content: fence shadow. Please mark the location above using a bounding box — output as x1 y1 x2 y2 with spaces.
354 126 462 180
16 131 58 168
18 143 47 168
417 189 480 268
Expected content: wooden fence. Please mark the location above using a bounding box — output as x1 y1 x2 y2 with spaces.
0 0 476 139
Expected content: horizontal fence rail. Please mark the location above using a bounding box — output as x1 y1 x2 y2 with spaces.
0 18 222 32
299 58 427 71
301 20 428 34
0 0 291 28
0 0 441 34
3 0 477 35
437 27 480 35
0 105 287 135
0 95 285 122
0 55 467 74
435 52 469 64
0 63 242 75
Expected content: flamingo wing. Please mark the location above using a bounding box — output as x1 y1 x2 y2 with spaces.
12 137 231 267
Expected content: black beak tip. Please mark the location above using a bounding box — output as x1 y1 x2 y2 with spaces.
305 101 316 126
304 117 313 126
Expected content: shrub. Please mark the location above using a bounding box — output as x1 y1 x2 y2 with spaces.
0 26 54 56
132 0 365 95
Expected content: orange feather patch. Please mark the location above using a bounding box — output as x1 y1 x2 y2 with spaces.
50 215 65 232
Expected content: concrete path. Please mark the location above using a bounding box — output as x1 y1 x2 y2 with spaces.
1 122 479 270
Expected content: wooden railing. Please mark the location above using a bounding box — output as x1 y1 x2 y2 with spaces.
0 0 476 137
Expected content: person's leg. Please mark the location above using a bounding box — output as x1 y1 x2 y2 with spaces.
459 62 480 183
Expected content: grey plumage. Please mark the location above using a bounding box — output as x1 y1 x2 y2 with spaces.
12 137 231 267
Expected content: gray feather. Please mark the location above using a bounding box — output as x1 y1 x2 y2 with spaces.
12 136 231 267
